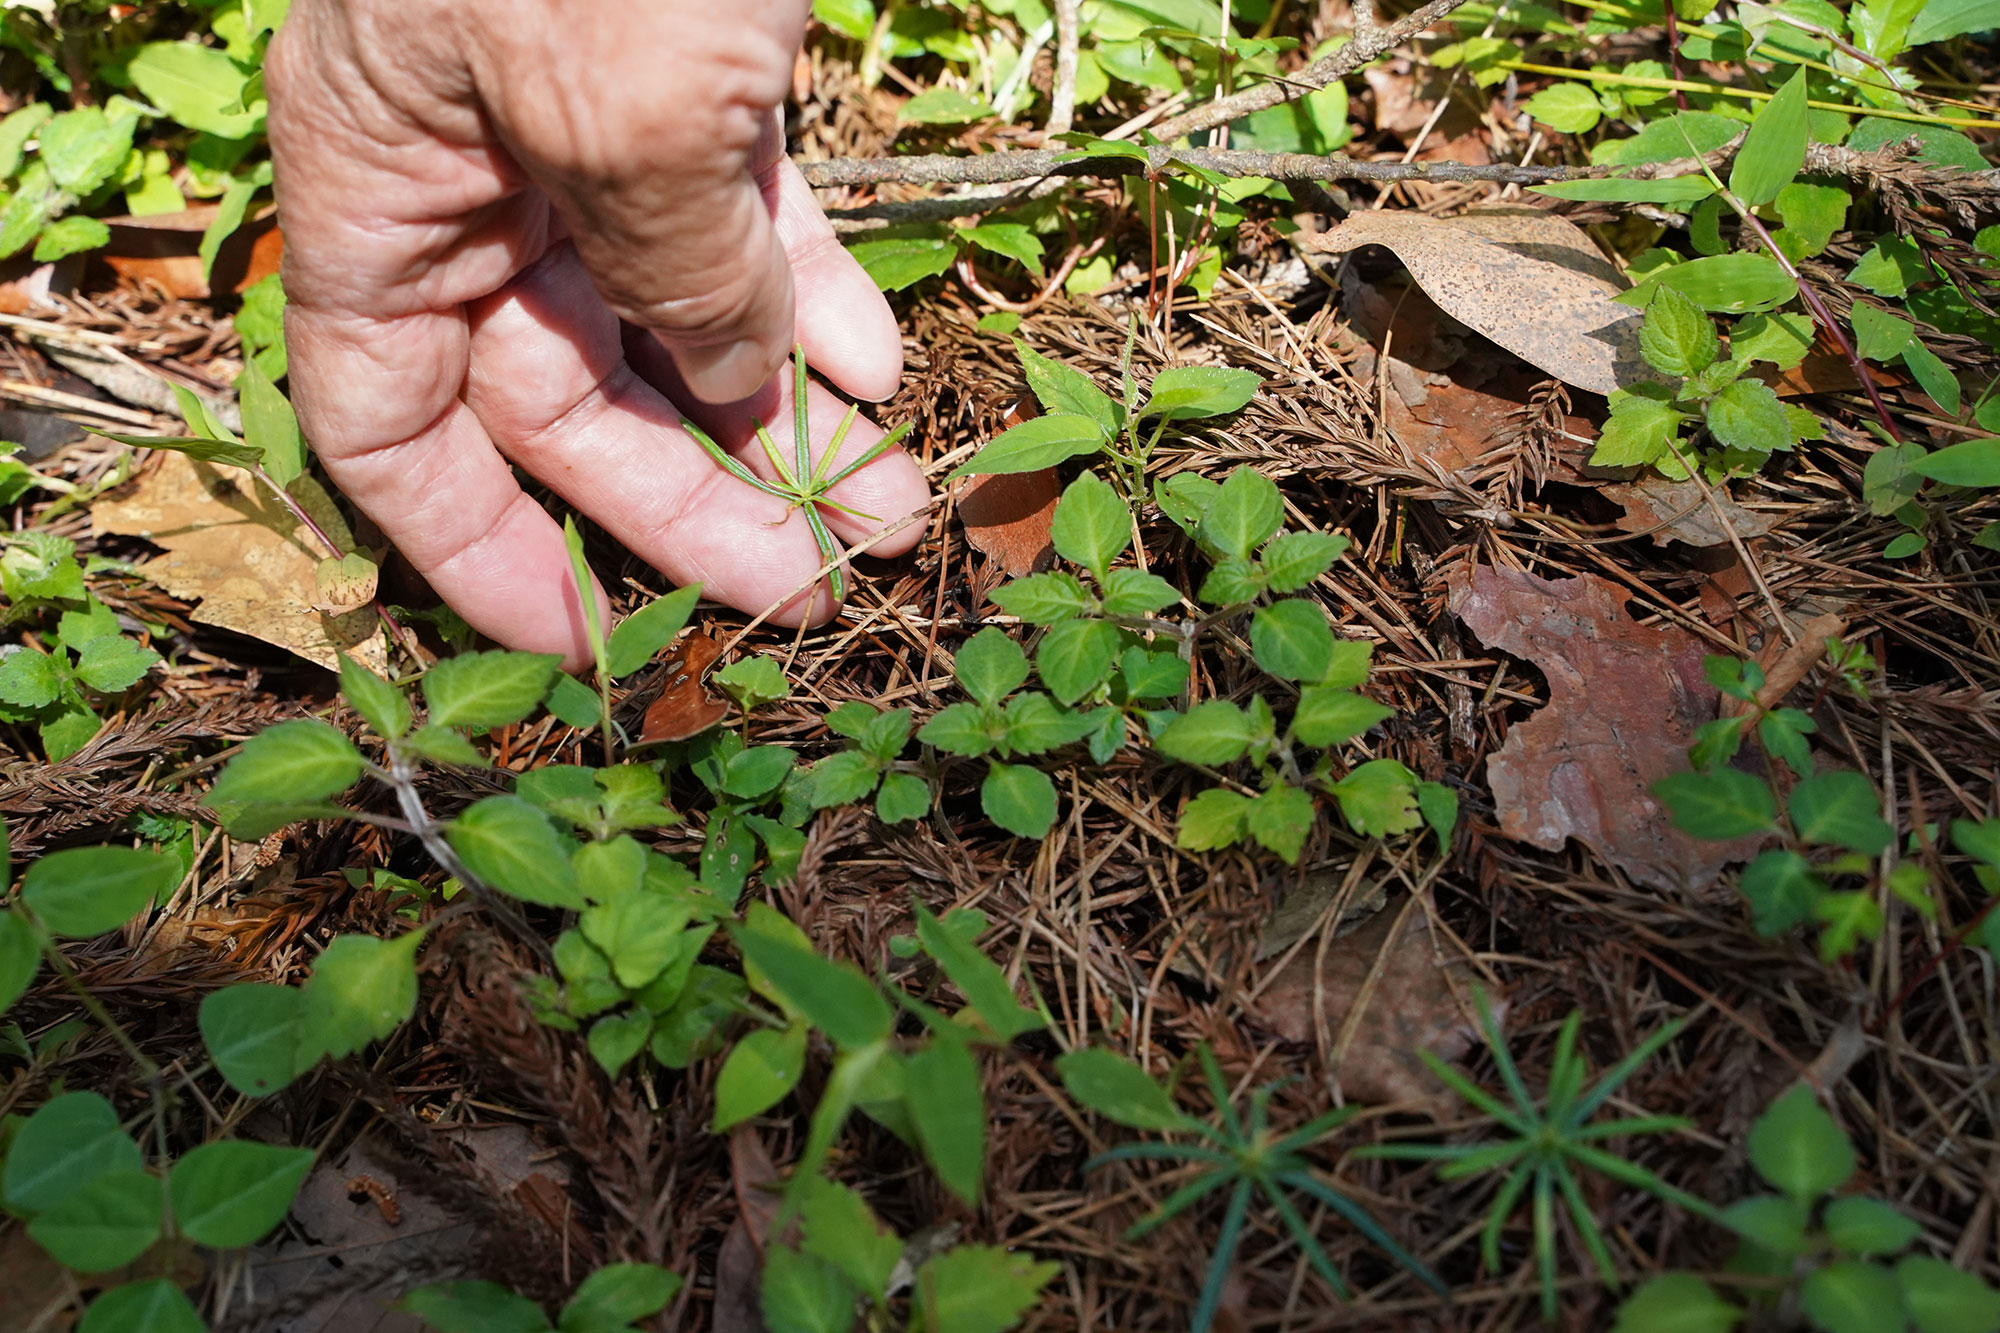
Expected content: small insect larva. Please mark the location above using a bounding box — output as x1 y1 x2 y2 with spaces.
345 1173 401 1225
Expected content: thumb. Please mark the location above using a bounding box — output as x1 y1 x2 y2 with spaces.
479 8 804 403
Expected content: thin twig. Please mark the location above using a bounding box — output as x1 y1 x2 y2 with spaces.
1046 0 1081 142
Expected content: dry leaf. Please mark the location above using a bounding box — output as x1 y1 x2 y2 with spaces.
713 1125 783 1333
99 206 283 299
1604 477 1777 548
94 450 387 673
958 467 1059 575
638 632 729 744
1311 207 1651 396
1256 896 1484 1118
1449 563 1766 892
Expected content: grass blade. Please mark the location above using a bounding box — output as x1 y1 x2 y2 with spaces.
683 418 794 498
802 503 847 601
1190 1179 1253 1333
1554 1162 1619 1285
1532 1166 1558 1323
1273 1105 1362 1153
1086 1142 1230 1169
822 421 908 489
1265 1181 1351 1299
1280 1171 1449 1297
1481 1162 1534 1275
793 344 810 487
1568 1016 1686 1125
1125 1169 1234 1240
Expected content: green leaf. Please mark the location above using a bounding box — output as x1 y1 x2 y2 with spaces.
960 222 1044 274
206 718 365 808
913 1244 1058 1333
1852 303 1916 362
200 983 305 1096
1535 174 1719 204
1154 471 1221 534
34 215 112 262
1749 1085 1855 1200
1016 342 1124 437
400 1281 552 1333
797 1177 900 1301
401 723 489 767
1523 81 1603 133
0 909 37 1014
1789 771 1893 854
1611 1273 1743 1333
339 653 412 739
21 846 177 938
1099 568 1180 617
422 651 561 729
299 929 422 1062
1824 1197 1921 1257
1329 758 1422 837
1774 182 1849 259
1198 467 1284 559
1056 1047 1190 1129
1721 1192 1811 1256
1178 786 1250 851
2 1091 142 1213
1733 311 1816 369
914 902 1042 1040
722 745 796 799
1954 818 2000 869
1910 0 2000 45
808 750 882 810
845 227 955 292
918 701 1004 757
202 182 258 279
1901 339 1961 417
813 0 876 41
954 627 1031 706
715 655 789 709
1914 438 2000 487
1640 286 1720 378
1118 646 1189 701
1154 700 1255 765
761 1245 860 1333
28 1169 163 1272
39 106 137 195
1036 618 1121 705
1591 394 1684 469
80 1281 206 1333
906 1036 986 1203
1656 768 1777 839
602 583 702 679
1814 890 1884 962
713 1023 808 1130
732 924 893 1050
1292 686 1392 748
1729 68 1809 208
0 647 62 709
1140 365 1262 421
0 103 52 179
1706 379 1792 455
1897 1255 2000 1333
898 87 995 124
1049 472 1131 579
1250 599 1335 682
558 1263 683 1333
1627 254 1799 314
1739 849 1822 935
1261 530 1347 592
876 771 931 824
991 571 1093 624
981 761 1058 838
1246 784 1316 863
446 796 583 908
239 355 305 487
128 41 261 138
1199 556 1266 606
169 1140 314 1249
587 1009 652 1076
1801 1260 1904 1333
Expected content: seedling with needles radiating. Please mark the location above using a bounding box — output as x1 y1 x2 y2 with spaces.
680 346 911 602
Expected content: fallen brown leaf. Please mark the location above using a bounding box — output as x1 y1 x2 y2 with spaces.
1311 207 1651 396
1449 563 1766 892
93 450 388 673
1604 477 1777 549
97 206 283 299
1721 611 1848 719
638 632 729 744
958 467 1059 575
713 1125 784 1333
1256 895 1485 1118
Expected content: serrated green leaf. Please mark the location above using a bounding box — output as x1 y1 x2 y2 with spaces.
1749 1085 1855 1199
1640 286 1719 378
1656 768 1777 839
1140 365 1261 421
206 718 364 808
423 650 561 729
991 571 1093 624
445 796 583 908
1250 599 1335 682
1036 618 1121 705
339 653 411 739
1155 700 1255 765
1789 771 1893 854
1015 342 1123 437
300 930 422 1062
1197 467 1284 559
1049 472 1130 579
981 761 1058 838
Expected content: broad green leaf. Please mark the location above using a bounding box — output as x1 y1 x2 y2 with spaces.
1118 646 1189 701
761 1244 860 1333
239 356 306 487
0 909 37 1014
813 0 876 41
1292 686 1392 748
1953 817 2000 868
558 1263 682 1333
981 761 1058 838
1800 1260 1904 1333
587 1010 652 1076
898 86 995 124
200 983 305 1096
1016 342 1123 437
400 1281 552 1333
1656 768 1777 839
1814 889 1884 962
1626 254 1798 314
1914 438 2000 487
35 215 112 263
28 1169 163 1272
918 701 1004 757
605 583 702 678
845 227 955 292
906 1036 985 1203
991 571 1093 624
1739 849 1822 935
129 41 261 137
1534 175 1718 204
1250 599 1335 682
169 1140 314 1249
1640 286 1719 378
1049 472 1130 579
1610 1273 1743 1333
299 930 422 1062
1036 617 1121 705
1099 568 1180 617
206 718 364 807
0 648 61 709
1897 1255 2000 1333
2 1091 142 1213
1852 303 1916 362
1329 758 1422 837
1729 68 1808 208
960 222 1044 274
954 627 1030 705
732 924 892 1050
1706 379 1791 455
1733 311 1815 369
1593 110 1741 166
39 106 136 195
1154 471 1221 534
1773 182 1848 259
422 650 562 729
808 750 882 809
1154 700 1254 765
21 846 177 939
1910 0 2000 45
1198 556 1266 606
913 1245 1059 1333
1824 1196 1921 1257
713 1023 808 1130
876 772 931 823
445 796 583 908
1901 339 1961 417
0 103 51 179
1056 1047 1189 1129
339 653 411 738
1720 1193 1811 1255
715 655 788 709
1140 365 1261 421
1246 784 1316 864
401 724 488 767
798 1177 900 1302
1789 771 1893 854
1178 786 1250 851
80 1281 206 1333
1261 530 1347 592
914 902 1042 1040
722 745 796 799
1749 1085 1855 1200
1524 81 1603 132
1197 467 1284 559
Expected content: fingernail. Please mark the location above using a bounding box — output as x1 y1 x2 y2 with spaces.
675 338 783 405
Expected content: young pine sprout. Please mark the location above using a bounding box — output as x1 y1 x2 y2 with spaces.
679 345 911 603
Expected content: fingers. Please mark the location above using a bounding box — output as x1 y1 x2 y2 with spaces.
470 2 814 404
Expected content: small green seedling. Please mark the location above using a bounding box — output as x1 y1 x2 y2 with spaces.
680 345 912 601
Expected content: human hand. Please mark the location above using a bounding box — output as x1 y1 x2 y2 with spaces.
266 0 928 667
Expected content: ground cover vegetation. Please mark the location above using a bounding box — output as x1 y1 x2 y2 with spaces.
1 0 1999 1328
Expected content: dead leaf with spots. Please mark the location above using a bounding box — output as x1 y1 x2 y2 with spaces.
1449 563 1766 892
1255 895 1487 1118
637 632 729 744
1604 477 1777 548
93 450 388 673
1310 207 1653 396
958 468 1059 576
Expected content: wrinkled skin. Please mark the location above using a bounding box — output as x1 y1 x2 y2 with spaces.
267 0 929 667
